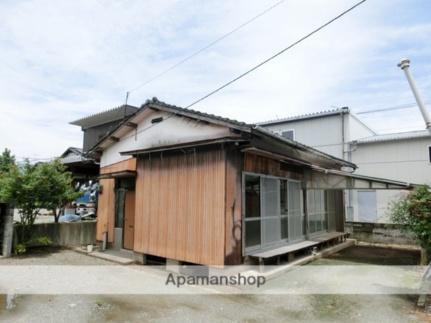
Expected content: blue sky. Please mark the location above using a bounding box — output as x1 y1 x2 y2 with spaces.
0 0 430 160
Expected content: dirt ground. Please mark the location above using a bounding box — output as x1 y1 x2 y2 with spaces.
0 246 428 323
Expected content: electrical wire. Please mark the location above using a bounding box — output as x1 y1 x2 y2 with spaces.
126 0 286 96
183 0 368 109
117 0 368 142
355 102 430 115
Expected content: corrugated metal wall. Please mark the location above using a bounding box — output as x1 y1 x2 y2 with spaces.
134 147 227 266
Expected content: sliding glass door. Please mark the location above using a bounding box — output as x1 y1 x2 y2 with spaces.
288 181 304 242
244 173 304 254
307 190 328 235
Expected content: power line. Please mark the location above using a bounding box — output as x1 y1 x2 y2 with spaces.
355 102 430 115
184 0 368 109
126 0 286 97
117 0 368 142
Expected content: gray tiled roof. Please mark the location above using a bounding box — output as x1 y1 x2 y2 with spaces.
70 105 138 129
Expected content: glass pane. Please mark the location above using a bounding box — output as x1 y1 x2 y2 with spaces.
263 218 281 244
245 175 260 218
280 180 288 215
245 220 261 248
262 178 280 217
115 189 125 228
288 181 303 241
281 217 288 239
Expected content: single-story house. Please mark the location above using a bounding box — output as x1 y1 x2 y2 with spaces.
89 98 413 266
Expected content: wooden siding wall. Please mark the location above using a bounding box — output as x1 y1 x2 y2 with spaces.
244 153 304 180
96 158 137 243
224 148 243 265
100 158 137 174
134 148 226 266
96 178 115 242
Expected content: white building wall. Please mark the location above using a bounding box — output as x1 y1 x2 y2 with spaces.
352 138 431 183
263 115 344 158
100 110 234 167
351 137 431 222
260 111 428 224
261 112 377 222
348 115 376 141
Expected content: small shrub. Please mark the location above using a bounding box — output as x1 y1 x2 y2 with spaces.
28 236 53 246
14 236 53 255
15 243 26 255
391 185 431 263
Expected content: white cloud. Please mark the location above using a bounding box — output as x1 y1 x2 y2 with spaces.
0 0 430 159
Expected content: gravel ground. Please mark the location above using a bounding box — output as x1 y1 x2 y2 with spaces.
0 247 114 266
0 247 428 322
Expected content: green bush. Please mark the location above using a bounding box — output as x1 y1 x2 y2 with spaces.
14 236 53 255
391 185 431 259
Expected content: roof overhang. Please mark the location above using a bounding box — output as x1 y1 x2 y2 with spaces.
121 137 247 156
90 98 356 171
240 147 414 190
70 105 138 129
99 170 136 179
250 126 356 170
305 167 415 190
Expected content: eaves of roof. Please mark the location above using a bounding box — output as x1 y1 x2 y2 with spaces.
88 97 355 170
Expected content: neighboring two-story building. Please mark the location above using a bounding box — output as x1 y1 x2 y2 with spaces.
259 107 431 223
63 105 139 180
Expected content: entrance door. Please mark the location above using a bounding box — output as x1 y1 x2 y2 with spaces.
114 188 126 250
123 191 135 250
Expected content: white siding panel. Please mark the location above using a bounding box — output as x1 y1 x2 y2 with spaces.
100 110 234 167
264 115 344 158
352 137 431 183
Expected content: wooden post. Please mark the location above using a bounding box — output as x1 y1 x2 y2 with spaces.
302 186 309 240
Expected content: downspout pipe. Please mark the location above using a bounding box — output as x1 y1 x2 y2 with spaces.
398 58 431 134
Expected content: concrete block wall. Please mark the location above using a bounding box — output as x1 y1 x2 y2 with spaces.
345 221 418 246
16 221 97 248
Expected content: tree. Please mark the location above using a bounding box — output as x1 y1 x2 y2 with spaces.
0 158 81 250
391 185 431 264
36 160 81 223
0 148 16 174
0 160 46 243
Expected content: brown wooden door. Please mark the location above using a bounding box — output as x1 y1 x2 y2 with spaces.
123 190 135 250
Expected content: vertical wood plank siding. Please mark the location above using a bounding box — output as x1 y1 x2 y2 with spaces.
224 148 243 265
96 158 137 243
96 178 115 242
134 148 227 266
100 158 137 174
